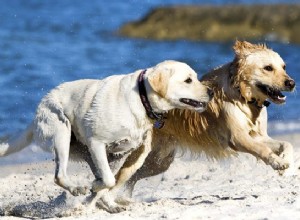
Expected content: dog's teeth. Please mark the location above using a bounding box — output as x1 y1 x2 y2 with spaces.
278 96 286 100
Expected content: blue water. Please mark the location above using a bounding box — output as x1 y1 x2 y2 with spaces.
0 0 300 140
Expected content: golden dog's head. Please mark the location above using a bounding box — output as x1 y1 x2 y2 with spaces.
232 40 295 105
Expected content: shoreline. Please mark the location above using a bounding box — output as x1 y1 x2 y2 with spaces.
0 131 299 167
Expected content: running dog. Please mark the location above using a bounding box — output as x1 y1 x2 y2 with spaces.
0 60 212 213
123 40 296 198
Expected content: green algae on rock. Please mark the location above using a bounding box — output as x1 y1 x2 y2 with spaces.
119 4 300 43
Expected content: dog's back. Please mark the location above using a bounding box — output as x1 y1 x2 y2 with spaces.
33 79 100 150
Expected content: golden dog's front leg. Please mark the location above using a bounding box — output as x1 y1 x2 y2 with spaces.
257 137 295 176
229 133 289 171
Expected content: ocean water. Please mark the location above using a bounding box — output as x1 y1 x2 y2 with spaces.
0 0 299 164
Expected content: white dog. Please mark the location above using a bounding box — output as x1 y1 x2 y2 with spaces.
0 60 212 212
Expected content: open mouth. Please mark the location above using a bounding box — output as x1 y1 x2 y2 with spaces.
256 83 286 104
179 98 207 109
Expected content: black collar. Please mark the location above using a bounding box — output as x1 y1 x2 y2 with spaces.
138 70 166 129
248 99 271 109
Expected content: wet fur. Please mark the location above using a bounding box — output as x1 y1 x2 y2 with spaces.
124 40 296 197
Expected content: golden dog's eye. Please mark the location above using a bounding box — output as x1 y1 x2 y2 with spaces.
184 77 192 84
283 65 286 70
264 65 273 71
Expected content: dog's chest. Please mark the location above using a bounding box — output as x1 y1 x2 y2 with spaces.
105 125 151 155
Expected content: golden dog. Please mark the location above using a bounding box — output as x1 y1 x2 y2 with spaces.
123 40 296 197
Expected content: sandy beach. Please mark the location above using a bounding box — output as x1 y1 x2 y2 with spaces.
0 133 300 220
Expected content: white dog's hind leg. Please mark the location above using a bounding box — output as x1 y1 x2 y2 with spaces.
54 126 88 196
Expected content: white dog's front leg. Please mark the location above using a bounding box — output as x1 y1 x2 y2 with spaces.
86 131 153 213
88 138 116 192
110 129 153 197
96 130 153 213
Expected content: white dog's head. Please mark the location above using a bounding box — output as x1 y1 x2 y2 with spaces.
232 40 295 105
147 60 212 113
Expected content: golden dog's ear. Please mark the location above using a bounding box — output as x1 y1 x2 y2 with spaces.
239 81 252 102
233 40 267 57
147 69 170 97
233 40 254 56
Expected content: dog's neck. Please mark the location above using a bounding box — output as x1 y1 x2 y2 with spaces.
248 99 270 109
138 70 167 129
228 61 270 110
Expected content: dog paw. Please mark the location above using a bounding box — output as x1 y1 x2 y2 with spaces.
95 193 126 213
115 196 135 206
92 180 105 193
70 186 89 196
278 163 297 176
268 154 289 171
96 199 126 213
278 168 295 176
106 205 126 213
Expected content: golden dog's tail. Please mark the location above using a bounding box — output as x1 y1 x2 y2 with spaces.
0 122 34 156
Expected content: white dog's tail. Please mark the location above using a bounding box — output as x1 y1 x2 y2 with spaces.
0 122 34 156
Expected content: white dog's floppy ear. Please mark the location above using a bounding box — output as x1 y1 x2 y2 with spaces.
147 68 171 97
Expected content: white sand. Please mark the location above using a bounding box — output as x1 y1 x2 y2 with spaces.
1 133 300 219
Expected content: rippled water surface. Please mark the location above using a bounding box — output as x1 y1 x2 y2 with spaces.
0 0 299 139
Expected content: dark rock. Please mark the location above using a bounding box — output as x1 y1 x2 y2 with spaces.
119 4 300 43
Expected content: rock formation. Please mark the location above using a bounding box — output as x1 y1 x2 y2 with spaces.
119 4 300 43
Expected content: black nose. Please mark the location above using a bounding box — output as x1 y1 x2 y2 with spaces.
285 79 295 90
207 88 214 99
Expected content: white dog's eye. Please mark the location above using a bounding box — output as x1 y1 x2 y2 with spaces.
264 65 273 72
184 77 192 84
283 65 286 70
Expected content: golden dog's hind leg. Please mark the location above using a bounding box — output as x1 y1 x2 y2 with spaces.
122 147 176 200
